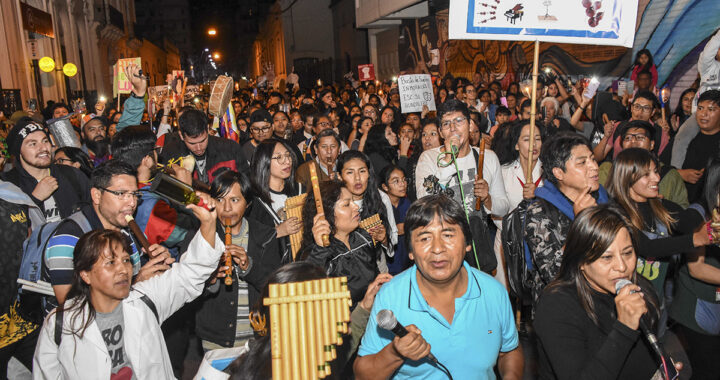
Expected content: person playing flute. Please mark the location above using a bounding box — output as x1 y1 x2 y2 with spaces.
194 169 284 351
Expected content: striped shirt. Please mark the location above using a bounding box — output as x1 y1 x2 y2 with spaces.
44 220 141 314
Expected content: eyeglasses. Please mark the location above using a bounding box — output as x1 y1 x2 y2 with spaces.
623 133 649 142
250 126 271 134
632 104 653 113
388 177 408 186
440 116 468 130
271 152 294 163
98 187 142 201
54 158 74 165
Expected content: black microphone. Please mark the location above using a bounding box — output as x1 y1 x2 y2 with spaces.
376 309 437 363
615 279 678 379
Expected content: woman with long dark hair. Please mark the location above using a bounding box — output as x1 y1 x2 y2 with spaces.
534 205 670 379
298 180 382 305
671 88 697 133
379 164 411 274
336 150 398 272
347 116 374 152
33 199 222 379
607 148 709 309
631 49 658 90
363 124 400 175
248 139 301 261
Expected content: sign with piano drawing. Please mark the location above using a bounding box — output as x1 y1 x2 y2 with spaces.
448 0 638 48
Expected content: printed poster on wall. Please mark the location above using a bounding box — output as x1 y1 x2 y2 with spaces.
398 74 436 114
449 0 638 48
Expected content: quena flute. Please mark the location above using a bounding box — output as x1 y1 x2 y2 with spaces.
224 218 232 285
309 162 329 246
124 215 151 255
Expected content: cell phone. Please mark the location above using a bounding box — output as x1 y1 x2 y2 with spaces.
28 98 38 112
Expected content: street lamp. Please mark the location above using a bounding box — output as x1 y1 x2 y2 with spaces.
213 53 220 60
208 28 217 36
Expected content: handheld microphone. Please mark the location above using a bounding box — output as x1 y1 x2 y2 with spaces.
615 279 678 379
376 309 437 363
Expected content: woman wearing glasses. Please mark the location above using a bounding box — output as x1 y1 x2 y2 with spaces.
248 139 301 263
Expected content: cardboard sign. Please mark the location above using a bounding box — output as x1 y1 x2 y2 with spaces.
115 58 142 95
398 74 436 113
358 64 375 82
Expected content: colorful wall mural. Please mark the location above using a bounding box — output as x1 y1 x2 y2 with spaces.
399 0 720 104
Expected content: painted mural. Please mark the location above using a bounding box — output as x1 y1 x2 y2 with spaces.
399 0 720 101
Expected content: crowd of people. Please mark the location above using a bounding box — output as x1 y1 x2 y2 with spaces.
0 29 719 379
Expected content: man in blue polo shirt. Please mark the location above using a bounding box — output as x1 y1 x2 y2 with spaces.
354 194 523 379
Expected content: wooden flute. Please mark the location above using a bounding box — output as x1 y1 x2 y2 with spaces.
224 218 233 285
309 162 329 246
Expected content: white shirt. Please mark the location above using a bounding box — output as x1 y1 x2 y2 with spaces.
33 230 224 380
501 159 543 211
415 146 510 217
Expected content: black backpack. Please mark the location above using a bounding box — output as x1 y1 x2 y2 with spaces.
501 199 535 299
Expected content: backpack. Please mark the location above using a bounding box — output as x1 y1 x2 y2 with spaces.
16 211 92 320
501 199 536 300
53 294 158 346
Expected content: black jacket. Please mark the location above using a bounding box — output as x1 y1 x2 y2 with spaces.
160 132 250 184
1 163 90 220
534 280 660 380
194 217 282 347
301 229 380 305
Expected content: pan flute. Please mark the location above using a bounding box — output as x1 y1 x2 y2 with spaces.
359 214 382 245
264 277 351 380
285 193 308 260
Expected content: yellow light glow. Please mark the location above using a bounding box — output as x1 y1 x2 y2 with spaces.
62 63 77 77
208 29 217 36
38 57 55 73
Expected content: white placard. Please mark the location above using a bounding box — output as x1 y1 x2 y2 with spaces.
449 0 638 48
398 74 436 113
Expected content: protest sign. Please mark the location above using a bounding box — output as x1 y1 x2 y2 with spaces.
449 0 638 48
358 64 375 82
398 74 436 113
114 58 142 95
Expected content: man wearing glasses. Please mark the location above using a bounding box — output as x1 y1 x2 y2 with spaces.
597 120 688 208
43 160 171 316
415 99 510 222
594 90 668 162
241 109 274 164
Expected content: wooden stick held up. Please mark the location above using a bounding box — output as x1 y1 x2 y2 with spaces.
474 139 486 211
527 40 540 184
309 162 329 246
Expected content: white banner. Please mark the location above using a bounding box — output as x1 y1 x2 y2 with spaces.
449 0 638 48
398 74 436 114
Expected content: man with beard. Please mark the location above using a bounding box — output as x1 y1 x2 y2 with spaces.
81 116 111 165
42 160 172 316
1 118 90 222
161 109 250 185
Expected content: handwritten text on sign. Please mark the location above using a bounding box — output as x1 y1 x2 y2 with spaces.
115 58 142 95
398 74 436 113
